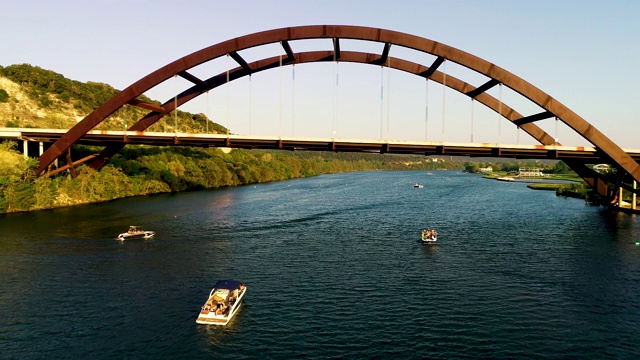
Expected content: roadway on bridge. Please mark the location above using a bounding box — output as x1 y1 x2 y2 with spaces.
3 127 640 162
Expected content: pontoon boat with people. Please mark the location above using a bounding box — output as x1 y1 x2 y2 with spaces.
196 280 247 325
421 228 437 244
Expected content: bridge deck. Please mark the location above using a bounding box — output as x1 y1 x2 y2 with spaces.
3 128 639 162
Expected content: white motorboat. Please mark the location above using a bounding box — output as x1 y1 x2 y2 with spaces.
421 228 437 244
413 183 424 188
196 280 247 325
497 176 516 182
117 226 155 240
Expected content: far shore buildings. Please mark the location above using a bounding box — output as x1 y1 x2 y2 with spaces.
478 166 545 177
518 167 545 177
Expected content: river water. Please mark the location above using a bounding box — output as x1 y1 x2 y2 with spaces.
1 170 639 359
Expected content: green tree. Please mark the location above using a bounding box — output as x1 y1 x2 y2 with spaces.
33 176 55 209
0 89 8 103
464 162 479 173
551 161 570 173
0 141 38 212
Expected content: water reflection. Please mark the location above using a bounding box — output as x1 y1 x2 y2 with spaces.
598 209 640 243
420 243 438 255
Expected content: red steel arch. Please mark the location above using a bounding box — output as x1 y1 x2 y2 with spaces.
35 25 640 186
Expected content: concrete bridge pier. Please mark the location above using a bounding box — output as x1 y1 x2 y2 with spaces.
20 139 57 167
618 180 638 211
634 181 637 211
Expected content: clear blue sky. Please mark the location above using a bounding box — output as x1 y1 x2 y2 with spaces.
3 0 639 148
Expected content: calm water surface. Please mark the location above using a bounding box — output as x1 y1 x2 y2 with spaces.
1 171 639 359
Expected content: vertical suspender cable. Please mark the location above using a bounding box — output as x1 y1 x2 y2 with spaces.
470 99 474 143
386 57 391 139
174 74 178 133
292 65 295 136
331 57 338 138
205 91 209 134
555 117 559 144
249 75 252 135
336 62 339 137
279 54 283 137
425 79 429 141
226 54 230 137
442 60 446 142
380 66 384 139
497 84 502 144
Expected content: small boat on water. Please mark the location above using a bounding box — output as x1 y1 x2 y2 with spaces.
196 280 247 326
497 176 516 182
117 226 155 240
421 228 437 244
413 183 424 188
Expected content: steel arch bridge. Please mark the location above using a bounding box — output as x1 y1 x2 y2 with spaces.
34 25 640 201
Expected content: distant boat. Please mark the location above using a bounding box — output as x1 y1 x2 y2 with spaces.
413 183 424 188
421 228 437 244
196 280 246 326
117 226 155 240
497 177 516 182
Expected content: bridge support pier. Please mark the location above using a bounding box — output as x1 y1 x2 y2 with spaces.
39 141 43 156
634 181 637 210
23 140 28 158
619 187 624 209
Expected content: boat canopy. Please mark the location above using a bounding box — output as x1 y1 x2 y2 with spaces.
214 280 243 290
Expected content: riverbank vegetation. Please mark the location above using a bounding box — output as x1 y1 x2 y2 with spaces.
0 141 464 214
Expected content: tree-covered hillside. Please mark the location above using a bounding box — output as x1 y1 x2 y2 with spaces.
0 64 227 133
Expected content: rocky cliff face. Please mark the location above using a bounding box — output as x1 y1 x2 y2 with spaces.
0 76 84 129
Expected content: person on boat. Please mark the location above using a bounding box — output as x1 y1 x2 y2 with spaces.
215 302 224 315
240 283 246 292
